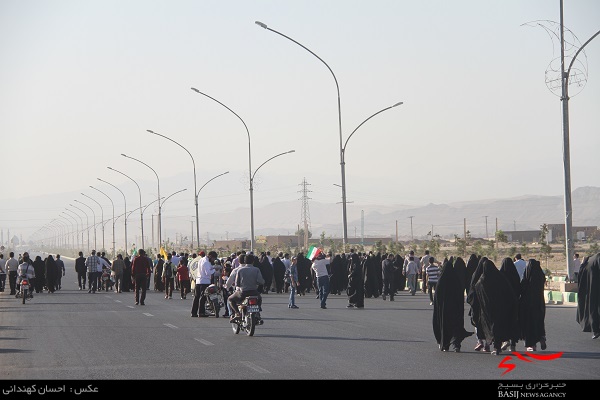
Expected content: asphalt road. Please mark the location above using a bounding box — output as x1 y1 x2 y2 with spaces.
0 253 598 394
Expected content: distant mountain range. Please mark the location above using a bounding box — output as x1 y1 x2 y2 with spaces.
2 186 599 245
198 186 600 241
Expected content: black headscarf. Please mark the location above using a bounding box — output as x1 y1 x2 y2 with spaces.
465 254 479 293
347 253 364 307
433 259 473 350
500 257 521 297
453 256 467 297
473 259 519 348
576 253 600 334
519 259 547 347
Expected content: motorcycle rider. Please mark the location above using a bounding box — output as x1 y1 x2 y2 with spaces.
225 254 265 324
16 252 35 298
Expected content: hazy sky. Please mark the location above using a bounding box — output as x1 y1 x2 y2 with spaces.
1 0 599 244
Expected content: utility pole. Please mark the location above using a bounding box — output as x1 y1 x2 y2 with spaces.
483 216 489 240
299 178 312 250
395 220 398 242
408 216 414 241
464 218 467 241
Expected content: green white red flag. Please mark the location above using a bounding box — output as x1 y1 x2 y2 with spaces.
306 245 322 260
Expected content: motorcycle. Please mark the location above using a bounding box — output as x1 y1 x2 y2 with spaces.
230 295 263 336
16 274 33 304
202 284 223 317
101 269 114 291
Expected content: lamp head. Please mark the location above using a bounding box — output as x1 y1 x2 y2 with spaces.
392 101 404 107
255 21 267 29
147 129 155 134
190 87 199 93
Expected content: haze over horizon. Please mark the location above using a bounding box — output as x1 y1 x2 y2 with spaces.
1 0 598 247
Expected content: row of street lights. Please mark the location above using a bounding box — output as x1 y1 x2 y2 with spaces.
37 21 404 255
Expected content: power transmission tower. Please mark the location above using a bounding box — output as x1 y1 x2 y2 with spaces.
298 178 312 249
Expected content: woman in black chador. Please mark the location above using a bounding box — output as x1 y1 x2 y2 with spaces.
32 255 45 293
465 254 479 297
393 254 406 294
346 253 364 308
363 252 380 298
499 257 522 352
453 256 467 300
329 254 344 295
272 254 286 294
44 255 58 293
467 256 487 351
577 253 600 339
519 259 547 351
122 256 132 292
433 259 473 352
296 253 311 296
473 259 519 355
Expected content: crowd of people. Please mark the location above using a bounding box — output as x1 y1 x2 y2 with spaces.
2 246 598 353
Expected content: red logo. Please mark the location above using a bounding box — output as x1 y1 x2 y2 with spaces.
498 352 564 376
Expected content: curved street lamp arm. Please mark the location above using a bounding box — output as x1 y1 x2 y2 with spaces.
162 189 187 207
252 151 295 181
567 29 600 78
197 171 230 198
147 130 196 174
189 89 251 145
142 197 165 216
255 21 340 105
121 154 160 182
343 102 404 151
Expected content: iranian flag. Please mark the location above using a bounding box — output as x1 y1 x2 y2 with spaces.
306 245 322 261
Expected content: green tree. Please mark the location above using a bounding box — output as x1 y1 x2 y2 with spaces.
429 238 441 258
472 241 484 256
456 238 466 257
587 242 600 257
520 242 529 259
319 231 326 247
295 228 312 239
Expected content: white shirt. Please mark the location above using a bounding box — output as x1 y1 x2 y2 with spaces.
0 258 6 274
171 255 181 267
572 257 582 273
197 256 215 285
17 262 35 280
311 258 329 278
282 258 291 269
514 259 527 281
5 257 19 273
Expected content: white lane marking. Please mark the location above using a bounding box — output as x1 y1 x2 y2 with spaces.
114 300 122 303
143 313 153 317
164 323 178 329
240 361 270 374
194 338 214 346
126 306 135 309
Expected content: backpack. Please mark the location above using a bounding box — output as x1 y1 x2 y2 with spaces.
284 268 291 283
164 262 173 278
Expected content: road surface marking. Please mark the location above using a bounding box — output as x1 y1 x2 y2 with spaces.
194 338 214 346
143 313 153 317
164 323 178 329
240 361 270 374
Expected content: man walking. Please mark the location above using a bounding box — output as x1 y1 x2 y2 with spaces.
85 250 109 294
75 251 86 290
311 252 330 309
190 251 217 317
55 254 65 290
404 255 419 295
6 252 19 295
131 249 151 305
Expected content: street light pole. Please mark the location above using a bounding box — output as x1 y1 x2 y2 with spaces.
255 22 404 252
408 216 414 241
107 166 145 249
147 129 199 250
558 0 600 280
190 88 254 251
74 199 96 251
122 154 161 251
98 178 127 256
61 211 80 250
255 20 345 249
59 214 76 250
64 208 84 250
90 185 116 258
195 171 230 246
250 150 295 249
82 193 104 253
70 203 90 253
